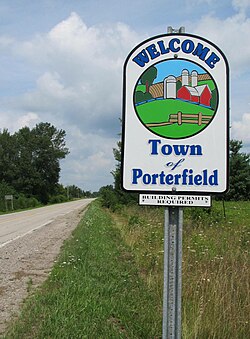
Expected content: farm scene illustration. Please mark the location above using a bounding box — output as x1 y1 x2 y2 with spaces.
134 59 218 139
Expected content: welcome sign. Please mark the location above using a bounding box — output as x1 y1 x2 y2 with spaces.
122 33 229 194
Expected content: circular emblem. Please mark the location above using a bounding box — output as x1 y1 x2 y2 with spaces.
133 59 218 139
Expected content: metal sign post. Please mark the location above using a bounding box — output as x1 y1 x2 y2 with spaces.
139 193 212 338
162 206 183 339
139 192 211 338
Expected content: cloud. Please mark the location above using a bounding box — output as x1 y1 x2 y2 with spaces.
1 8 249 190
16 13 140 135
0 35 14 51
232 0 250 12
6 13 140 190
189 2 250 150
60 126 117 191
191 5 250 77
17 112 40 130
36 72 76 99
231 113 250 143
186 0 216 5
19 12 139 74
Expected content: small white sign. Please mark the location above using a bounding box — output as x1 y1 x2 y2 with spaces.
139 194 211 207
5 195 13 200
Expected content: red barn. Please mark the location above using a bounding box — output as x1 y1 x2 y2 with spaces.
177 84 212 107
196 85 212 106
177 86 199 103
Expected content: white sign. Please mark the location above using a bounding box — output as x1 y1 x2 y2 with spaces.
5 195 13 200
122 33 229 194
139 194 211 207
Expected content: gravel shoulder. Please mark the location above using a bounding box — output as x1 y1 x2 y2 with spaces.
0 206 87 336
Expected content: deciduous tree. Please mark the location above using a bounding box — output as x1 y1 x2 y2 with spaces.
0 122 69 204
140 66 157 93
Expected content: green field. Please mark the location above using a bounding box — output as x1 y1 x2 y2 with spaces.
199 79 216 91
4 200 249 338
135 99 215 138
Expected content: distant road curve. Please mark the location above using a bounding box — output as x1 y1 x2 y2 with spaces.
0 199 94 248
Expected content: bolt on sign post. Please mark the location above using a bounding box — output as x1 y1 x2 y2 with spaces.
121 26 229 339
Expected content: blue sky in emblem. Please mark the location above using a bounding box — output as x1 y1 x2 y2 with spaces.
0 0 249 191
154 60 206 83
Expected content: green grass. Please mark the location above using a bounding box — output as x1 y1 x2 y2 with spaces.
182 201 249 338
4 201 162 339
4 200 250 338
198 79 216 91
114 200 250 339
135 99 215 138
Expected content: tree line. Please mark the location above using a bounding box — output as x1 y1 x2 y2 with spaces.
0 122 89 211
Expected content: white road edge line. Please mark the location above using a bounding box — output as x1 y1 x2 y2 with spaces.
0 220 53 249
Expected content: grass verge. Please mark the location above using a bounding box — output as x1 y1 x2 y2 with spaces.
112 200 249 339
4 201 162 338
4 200 250 338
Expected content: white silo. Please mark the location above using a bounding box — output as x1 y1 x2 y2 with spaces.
191 70 198 87
164 75 177 99
181 69 189 86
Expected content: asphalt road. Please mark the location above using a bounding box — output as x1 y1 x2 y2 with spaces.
0 199 94 248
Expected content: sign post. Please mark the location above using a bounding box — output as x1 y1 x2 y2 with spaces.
162 206 183 339
122 25 229 338
5 195 14 211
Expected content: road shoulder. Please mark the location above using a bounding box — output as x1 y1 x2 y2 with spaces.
0 206 87 336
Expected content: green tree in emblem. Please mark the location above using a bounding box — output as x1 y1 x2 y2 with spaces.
140 66 157 93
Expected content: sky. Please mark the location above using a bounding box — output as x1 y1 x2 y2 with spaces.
153 60 205 83
0 0 250 192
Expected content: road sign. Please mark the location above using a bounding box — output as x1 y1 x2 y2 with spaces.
122 33 229 195
139 194 211 207
5 195 13 200
122 27 230 339
5 195 14 211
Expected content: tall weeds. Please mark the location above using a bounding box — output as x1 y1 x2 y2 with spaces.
113 201 249 338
